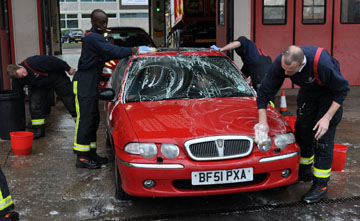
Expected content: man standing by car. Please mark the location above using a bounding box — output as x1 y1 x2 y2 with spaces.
73 9 138 169
256 45 349 204
6 55 77 139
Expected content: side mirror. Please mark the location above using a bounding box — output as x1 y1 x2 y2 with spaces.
98 88 115 101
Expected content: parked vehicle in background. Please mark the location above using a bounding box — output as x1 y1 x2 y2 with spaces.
99 48 300 200
99 27 156 89
61 29 84 43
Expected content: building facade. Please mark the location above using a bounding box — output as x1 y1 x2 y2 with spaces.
59 0 149 33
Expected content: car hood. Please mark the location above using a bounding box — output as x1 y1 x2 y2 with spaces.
124 97 287 141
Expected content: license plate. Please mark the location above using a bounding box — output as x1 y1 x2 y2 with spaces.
191 167 253 185
75 38 81 41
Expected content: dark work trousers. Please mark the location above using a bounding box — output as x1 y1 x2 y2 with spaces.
0 168 14 216
295 89 343 184
73 91 100 155
29 74 76 128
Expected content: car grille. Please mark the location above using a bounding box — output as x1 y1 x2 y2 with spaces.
184 135 253 161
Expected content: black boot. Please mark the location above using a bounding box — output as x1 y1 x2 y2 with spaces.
32 127 45 139
76 155 101 169
0 211 19 220
302 182 328 204
89 149 108 165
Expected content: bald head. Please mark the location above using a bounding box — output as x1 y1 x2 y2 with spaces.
91 9 108 34
282 45 304 66
281 45 305 76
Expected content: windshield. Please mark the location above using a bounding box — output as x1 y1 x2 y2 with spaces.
72 31 83 35
123 55 255 102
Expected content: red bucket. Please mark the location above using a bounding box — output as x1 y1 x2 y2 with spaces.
284 116 296 132
10 131 34 156
332 144 348 172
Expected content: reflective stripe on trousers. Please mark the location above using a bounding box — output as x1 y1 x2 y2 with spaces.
73 81 90 152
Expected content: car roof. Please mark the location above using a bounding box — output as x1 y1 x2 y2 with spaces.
105 26 156 48
135 48 224 58
107 27 148 31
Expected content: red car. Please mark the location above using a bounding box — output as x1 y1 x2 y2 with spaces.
100 48 300 200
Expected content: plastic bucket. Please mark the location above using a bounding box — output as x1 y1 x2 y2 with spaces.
332 144 348 172
284 116 296 132
10 131 34 156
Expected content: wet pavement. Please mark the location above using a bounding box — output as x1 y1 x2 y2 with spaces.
0 48 359 220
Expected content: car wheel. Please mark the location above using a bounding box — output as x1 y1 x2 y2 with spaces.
114 153 131 200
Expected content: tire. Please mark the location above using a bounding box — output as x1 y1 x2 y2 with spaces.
114 153 131 200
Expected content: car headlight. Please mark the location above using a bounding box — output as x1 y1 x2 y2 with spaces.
257 137 272 152
161 144 179 159
274 133 295 149
102 67 113 74
124 143 158 158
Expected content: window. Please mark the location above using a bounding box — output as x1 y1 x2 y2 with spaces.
302 0 325 24
108 58 130 98
263 0 287 25
60 0 77 2
0 0 8 30
60 14 79 29
218 0 225 26
119 13 148 18
341 0 360 24
80 0 116 2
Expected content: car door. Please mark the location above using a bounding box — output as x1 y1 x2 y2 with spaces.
105 57 130 131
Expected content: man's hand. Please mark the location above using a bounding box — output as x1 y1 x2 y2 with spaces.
68 67 76 75
313 117 330 140
131 47 139 55
254 123 269 146
313 101 341 140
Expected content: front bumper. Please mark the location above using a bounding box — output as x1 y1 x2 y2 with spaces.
116 150 300 197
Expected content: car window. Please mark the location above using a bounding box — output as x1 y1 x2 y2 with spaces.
123 55 254 102
107 57 130 99
105 31 155 47
72 31 83 35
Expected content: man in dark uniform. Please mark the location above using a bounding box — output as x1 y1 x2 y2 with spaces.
72 9 138 169
218 36 272 91
0 168 18 220
6 56 77 139
256 45 349 204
